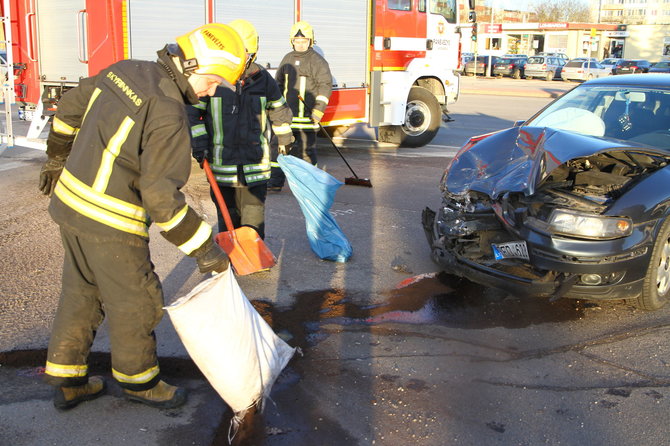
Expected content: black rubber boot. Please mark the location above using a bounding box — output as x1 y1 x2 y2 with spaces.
53 376 107 411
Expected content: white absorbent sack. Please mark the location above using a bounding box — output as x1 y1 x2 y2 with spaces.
165 268 296 436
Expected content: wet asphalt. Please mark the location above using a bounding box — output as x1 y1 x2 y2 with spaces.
2 77 669 446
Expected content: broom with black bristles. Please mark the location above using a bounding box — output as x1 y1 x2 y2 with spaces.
298 95 373 187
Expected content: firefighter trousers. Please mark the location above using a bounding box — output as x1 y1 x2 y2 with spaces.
44 227 164 391
212 182 267 239
269 129 317 188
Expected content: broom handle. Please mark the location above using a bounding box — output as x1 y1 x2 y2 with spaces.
202 160 236 233
297 95 360 179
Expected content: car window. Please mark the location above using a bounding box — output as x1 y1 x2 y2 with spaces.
565 61 582 68
655 62 670 68
528 57 544 64
526 85 670 148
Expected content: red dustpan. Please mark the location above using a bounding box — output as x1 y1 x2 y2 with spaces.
202 160 276 275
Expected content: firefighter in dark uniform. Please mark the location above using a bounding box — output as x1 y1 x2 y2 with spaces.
37 24 247 411
268 21 333 192
188 19 292 239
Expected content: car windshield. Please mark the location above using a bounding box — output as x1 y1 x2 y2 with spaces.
654 62 670 68
525 84 670 149
527 57 544 64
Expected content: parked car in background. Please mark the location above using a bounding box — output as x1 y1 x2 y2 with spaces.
650 61 670 73
493 57 528 79
423 74 670 311
538 52 569 62
464 55 499 76
615 59 652 74
600 58 623 73
561 60 611 81
459 52 474 73
524 55 566 80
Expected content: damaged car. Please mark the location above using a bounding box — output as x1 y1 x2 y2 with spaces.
423 74 670 310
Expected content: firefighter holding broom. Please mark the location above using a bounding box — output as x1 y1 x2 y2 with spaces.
37 24 246 410
268 21 333 193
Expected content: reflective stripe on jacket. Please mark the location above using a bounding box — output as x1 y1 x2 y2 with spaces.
47 53 211 254
275 47 332 131
188 63 292 186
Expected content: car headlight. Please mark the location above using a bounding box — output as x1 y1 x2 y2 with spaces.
546 209 632 239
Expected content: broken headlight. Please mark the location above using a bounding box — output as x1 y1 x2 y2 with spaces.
540 209 632 239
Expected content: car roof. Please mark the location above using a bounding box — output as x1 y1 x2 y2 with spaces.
585 73 670 88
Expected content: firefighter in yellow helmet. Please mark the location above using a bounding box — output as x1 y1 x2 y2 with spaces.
187 19 292 238
37 23 245 411
268 20 333 192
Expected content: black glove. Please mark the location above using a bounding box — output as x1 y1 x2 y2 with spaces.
193 238 230 274
38 157 66 197
193 149 211 168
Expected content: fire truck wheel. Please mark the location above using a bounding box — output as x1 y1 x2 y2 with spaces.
390 86 441 148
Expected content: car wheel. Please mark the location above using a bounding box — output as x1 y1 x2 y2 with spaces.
526 76 533 80
378 86 441 148
545 71 553 81
512 69 521 79
639 218 670 310
586 74 593 81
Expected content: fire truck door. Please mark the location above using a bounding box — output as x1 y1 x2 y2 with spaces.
375 0 427 70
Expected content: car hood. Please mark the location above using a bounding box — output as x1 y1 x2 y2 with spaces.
444 126 668 199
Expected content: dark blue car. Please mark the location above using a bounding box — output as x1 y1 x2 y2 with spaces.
423 75 670 310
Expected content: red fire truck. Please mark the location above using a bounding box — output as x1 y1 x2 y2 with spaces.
3 0 470 148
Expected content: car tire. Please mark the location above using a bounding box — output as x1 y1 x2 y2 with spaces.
639 218 670 311
378 86 441 148
545 71 553 81
512 69 521 79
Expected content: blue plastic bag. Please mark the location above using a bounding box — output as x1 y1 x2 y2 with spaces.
277 154 352 262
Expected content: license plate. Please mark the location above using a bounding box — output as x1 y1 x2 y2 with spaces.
492 241 529 261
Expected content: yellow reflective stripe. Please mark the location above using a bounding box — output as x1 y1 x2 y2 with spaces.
293 117 311 122
268 97 286 108
178 221 212 255
59 169 147 222
315 95 329 105
112 365 160 384
245 171 271 182
272 124 292 135
282 74 288 102
52 117 78 136
212 164 237 174
214 174 239 184
54 182 149 237
82 88 102 125
291 122 319 130
45 361 88 378
191 123 207 138
298 76 306 117
270 161 280 167
93 117 135 192
156 205 188 232
243 163 270 172
194 101 207 110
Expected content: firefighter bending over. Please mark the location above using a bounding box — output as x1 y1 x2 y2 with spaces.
268 20 333 192
37 24 246 411
188 19 292 238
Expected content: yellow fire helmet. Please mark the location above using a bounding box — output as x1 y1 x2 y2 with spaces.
228 19 259 55
290 21 314 46
176 23 246 85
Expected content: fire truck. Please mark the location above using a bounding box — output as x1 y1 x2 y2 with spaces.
2 0 470 148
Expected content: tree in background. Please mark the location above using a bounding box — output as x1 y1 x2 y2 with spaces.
532 0 592 22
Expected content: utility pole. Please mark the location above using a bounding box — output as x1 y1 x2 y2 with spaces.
486 0 495 77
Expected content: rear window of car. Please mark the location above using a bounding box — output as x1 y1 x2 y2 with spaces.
565 61 583 68
498 58 515 64
528 57 544 64
655 62 670 68
621 60 642 67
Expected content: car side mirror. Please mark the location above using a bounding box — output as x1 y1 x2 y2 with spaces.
513 120 526 127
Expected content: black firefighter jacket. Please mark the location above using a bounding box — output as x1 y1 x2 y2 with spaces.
275 47 332 131
187 62 293 187
47 48 214 255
